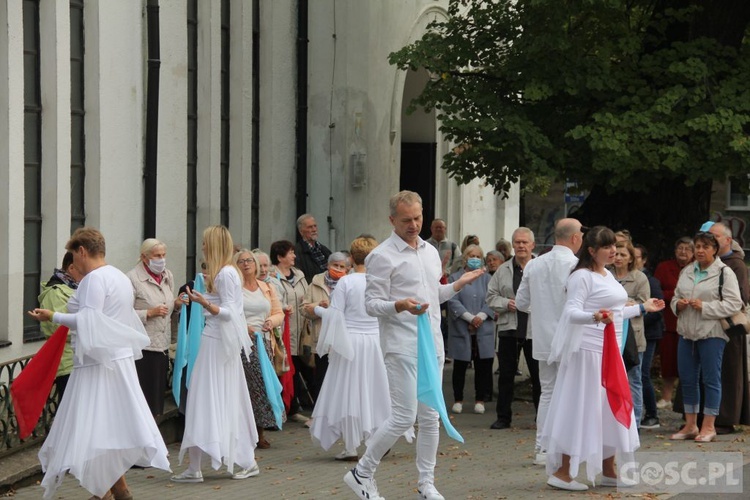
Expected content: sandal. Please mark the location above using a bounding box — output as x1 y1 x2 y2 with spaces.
694 432 716 443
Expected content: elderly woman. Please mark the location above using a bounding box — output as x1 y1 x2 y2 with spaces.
612 240 649 427
302 252 349 401
446 245 495 415
669 232 743 443
484 250 504 276
235 249 285 448
654 236 694 408
29 227 170 500
126 238 183 417
270 239 310 422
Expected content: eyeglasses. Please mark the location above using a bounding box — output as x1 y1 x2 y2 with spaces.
237 258 255 265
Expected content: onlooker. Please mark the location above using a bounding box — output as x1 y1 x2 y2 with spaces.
447 244 494 415
669 231 743 442
515 218 582 465
633 244 665 429
38 251 82 401
452 234 481 273
294 214 332 284
270 239 311 422
127 238 182 417
654 236 694 408
612 240 649 427
708 222 750 433
485 250 504 275
426 218 459 280
542 226 663 491
236 249 285 448
302 252 349 401
495 239 512 262
486 227 540 430
343 191 483 500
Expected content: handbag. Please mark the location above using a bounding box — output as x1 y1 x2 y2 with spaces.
298 319 316 367
718 268 750 335
621 319 640 371
271 326 290 376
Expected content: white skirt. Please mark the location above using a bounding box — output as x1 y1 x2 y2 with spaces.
180 335 258 473
39 357 171 499
541 346 639 483
310 334 391 451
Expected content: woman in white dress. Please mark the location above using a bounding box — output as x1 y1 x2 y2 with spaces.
171 225 260 483
29 227 170 500
309 236 393 460
542 226 664 491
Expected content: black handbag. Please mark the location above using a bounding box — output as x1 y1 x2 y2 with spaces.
718 267 750 336
622 320 640 370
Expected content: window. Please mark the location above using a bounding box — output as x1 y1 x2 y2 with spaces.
23 0 42 341
727 174 750 211
220 0 230 228
186 0 198 278
70 0 85 230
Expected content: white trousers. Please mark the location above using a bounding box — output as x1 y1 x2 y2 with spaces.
535 359 558 452
357 353 442 485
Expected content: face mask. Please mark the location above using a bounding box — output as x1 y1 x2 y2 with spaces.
328 268 347 280
466 257 482 270
148 258 166 274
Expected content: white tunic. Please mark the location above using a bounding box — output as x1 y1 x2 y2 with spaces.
179 266 258 473
42 265 170 499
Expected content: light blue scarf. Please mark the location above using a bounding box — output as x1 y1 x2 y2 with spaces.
172 273 206 405
416 313 464 443
256 331 285 429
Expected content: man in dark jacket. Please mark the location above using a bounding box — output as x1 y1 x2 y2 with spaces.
709 222 750 433
294 214 332 284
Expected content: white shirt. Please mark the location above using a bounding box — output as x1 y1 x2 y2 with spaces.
515 245 578 360
365 231 457 358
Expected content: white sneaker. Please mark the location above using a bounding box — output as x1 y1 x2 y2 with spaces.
473 402 485 414
334 449 359 461
231 463 260 479
533 451 547 466
417 482 445 500
344 468 384 500
451 402 463 414
170 469 203 483
656 399 672 409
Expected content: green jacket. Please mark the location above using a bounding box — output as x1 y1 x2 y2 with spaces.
38 279 75 377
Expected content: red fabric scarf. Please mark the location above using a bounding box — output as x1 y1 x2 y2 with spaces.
11 326 69 439
280 311 295 411
601 321 633 428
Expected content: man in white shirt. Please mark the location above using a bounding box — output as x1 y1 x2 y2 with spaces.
515 218 582 466
344 191 483 500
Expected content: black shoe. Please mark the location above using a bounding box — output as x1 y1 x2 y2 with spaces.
490 420 510 430
640 416 660 429
716 425 736 435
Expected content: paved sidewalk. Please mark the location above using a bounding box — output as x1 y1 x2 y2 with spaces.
7 367 750 499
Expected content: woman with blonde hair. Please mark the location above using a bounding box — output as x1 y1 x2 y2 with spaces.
126 238 183 417
235 249 285 448
172 226 259 483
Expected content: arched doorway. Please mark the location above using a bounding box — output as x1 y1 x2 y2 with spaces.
399 68 437 239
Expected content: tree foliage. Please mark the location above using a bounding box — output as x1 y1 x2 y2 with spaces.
389 0 750 198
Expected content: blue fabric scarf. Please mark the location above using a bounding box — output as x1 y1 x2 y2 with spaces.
416 313 464 443
172 273 206 406
255 332 285 429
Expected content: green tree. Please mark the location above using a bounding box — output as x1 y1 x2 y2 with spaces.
390 0 750 261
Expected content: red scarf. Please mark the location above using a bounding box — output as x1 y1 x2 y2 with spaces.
280 310 295 411
601 321 633 428
11 326 69 439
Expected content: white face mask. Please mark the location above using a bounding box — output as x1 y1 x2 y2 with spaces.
148 258 166 274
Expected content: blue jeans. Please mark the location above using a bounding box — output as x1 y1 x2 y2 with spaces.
641 340 658 418
627 353 644 425
677 337 726 416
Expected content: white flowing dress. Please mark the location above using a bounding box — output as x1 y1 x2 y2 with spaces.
310 273 392 451
542 269 640 483
41 265 170 499
179 266 258 473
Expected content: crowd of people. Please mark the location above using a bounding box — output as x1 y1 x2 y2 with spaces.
24 193 750 498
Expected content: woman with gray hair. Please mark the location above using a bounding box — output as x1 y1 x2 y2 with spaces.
126 238 185 417
302 252 349 403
